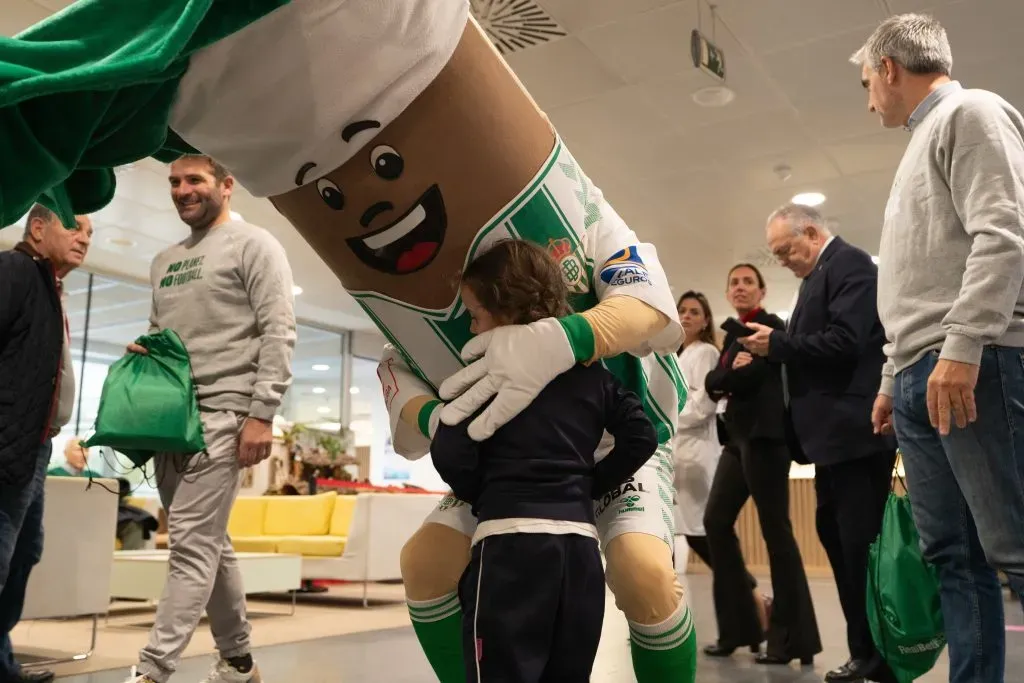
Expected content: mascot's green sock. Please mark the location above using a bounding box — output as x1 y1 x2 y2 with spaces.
629 600 698 683
407 592 466 683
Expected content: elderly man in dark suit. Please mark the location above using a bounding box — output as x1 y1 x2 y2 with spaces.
739 203 896 683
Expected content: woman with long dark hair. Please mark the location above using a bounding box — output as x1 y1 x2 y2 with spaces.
702 264 821 666
673 291 770 632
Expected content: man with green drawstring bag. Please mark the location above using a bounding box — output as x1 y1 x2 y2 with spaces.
81 329 205 468
866 456 946 682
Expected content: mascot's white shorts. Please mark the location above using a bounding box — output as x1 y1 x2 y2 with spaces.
424 442 677 549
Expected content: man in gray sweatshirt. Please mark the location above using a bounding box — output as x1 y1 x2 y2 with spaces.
125 155 296 683
853 14 1024 683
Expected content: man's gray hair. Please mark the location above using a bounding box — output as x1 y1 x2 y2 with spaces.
22 203 55 240
767 203 831 237
849 13 952 76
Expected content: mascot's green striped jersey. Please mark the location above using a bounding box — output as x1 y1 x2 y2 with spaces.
375 137 688 458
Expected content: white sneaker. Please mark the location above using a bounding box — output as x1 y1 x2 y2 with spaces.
123 665 156 682
199 659 262 683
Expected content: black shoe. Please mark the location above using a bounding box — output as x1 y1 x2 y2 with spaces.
7 670 55 683
826 656 897 683
703 643 735 657
756 652 814 666
703 642 761 657
825 659 864 682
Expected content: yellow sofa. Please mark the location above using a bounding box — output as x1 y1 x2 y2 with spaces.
225 490 445 603
228 491 357 559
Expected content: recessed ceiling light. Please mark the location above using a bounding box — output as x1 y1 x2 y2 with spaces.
292 285 303 296
312 364 330 371
312 387 325 394
692 85 736 108
349 386 360 395
792 192 826 206
317 406 330 414
106 237 136 247
871 255 880 264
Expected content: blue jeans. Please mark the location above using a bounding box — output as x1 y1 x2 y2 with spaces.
893 348 1024 683
0 441 51 680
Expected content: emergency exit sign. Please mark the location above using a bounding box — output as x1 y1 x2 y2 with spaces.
691 29 726 81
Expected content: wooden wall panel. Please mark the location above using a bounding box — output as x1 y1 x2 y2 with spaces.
687 478 835 578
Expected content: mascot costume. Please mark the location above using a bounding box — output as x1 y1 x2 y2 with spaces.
0 2 695 681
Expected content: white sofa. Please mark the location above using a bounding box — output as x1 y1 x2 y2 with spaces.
301 492 442 604
229 491 444 607
20 475 118 667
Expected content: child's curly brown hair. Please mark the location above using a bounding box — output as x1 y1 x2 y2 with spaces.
459 239 571 324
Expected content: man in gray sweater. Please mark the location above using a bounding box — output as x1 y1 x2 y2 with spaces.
853 14 1024 683
124 155 296 683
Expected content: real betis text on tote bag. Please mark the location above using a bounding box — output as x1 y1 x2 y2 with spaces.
867 453 945 682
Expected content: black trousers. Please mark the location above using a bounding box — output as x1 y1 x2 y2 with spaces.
703 440 822 657
683 534 758 590
458 533 605 683
815 451 895 661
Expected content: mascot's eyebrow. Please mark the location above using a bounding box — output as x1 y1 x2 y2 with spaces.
294 120 382 186
295 162 317 186
341 119 381 143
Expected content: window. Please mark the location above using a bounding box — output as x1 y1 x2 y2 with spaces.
280 323 344 429
54 271 359 492
349 355 446 491
51 267 444 492
54 270 154 490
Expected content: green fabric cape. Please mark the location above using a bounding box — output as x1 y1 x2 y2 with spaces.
0 0 290 228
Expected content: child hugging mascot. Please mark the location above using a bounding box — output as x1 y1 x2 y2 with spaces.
0 1 695 681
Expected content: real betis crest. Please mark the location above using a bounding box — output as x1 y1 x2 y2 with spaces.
547 238 589 294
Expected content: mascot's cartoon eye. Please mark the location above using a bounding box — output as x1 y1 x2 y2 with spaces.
370 145 404 181
316 178 345 210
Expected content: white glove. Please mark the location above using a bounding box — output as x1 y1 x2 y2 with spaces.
378 344 438 459
439 318 577 441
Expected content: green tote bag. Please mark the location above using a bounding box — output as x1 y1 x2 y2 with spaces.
82 329 205 467
867 479 946 682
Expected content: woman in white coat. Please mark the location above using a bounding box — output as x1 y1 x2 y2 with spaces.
673 291 724 550
673 291 770 629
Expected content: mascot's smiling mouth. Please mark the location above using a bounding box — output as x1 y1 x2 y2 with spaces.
346 185 447 275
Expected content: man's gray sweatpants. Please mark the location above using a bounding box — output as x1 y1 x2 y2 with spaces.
138 410 251 682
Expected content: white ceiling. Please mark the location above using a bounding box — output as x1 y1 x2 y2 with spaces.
509 0 1024 317
3 0 1021 326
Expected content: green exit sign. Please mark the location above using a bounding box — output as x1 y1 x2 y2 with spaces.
691 29 726 82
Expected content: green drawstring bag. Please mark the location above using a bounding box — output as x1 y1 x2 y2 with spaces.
82 329 205 467
867 473 946 682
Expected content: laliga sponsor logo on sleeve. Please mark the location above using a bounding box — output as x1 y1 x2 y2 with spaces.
600 246 651 287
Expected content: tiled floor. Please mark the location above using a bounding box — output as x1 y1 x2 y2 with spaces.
58 574 1024 682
